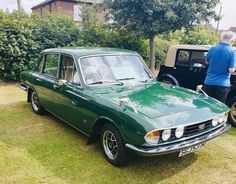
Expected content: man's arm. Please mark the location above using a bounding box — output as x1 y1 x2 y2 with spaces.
228 50 236 73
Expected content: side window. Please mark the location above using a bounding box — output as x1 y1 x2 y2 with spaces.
36 55 44 72
60 55 74 81
43 54 59 77
190 51 207 68
59 55 81 86
176 50 190 67
72 65 81 85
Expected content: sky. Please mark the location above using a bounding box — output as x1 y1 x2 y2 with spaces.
0 0 235 30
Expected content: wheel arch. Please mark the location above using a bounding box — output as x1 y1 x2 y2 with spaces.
88 116 122 144
226 87 236 105
27 87 33 103
158 73 179 86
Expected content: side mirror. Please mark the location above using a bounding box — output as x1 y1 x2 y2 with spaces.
196 85 203 92
58 79 67 86
193 63 203 68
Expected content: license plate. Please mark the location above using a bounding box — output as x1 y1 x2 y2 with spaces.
179 142 206 157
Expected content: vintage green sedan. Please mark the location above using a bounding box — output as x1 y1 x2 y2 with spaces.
20 48 231 167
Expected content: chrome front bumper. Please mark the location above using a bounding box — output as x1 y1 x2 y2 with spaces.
125 123 231 156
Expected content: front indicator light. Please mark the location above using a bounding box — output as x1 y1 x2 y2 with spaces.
145 130 160 145
162 129 171 141
175 126 184 138
223 112 228 122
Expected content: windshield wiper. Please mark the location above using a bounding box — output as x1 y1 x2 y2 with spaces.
116 77 135 81
139 79 148 83
88 80 123 85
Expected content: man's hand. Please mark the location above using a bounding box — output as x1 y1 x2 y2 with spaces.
229 68 236 73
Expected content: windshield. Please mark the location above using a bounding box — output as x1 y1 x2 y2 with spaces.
79 55 154 85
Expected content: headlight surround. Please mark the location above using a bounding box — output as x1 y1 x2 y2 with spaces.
162 129 171 141
212 112 228 126
144 130 160 145
175 126 185 138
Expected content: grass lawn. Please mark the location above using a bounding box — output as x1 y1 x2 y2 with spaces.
0 84 236 184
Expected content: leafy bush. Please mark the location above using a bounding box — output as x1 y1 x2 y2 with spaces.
163 26 219 45
0 12 37 80
0 11 80 81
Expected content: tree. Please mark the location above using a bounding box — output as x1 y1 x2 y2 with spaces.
106 0 220 73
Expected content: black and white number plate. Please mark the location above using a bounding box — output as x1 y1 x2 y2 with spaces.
179 142 206 157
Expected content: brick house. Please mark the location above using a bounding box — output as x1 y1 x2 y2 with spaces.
32 0 103 22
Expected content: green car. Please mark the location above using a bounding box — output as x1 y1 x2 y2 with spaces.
20 48 230 167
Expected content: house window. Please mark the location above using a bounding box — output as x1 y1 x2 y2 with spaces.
74 5 83 21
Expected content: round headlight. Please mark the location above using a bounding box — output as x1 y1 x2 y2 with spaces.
144 130 160 145
212 118 218 126
162 129 171 141
175 126 184 138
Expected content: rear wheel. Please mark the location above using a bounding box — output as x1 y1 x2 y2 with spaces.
100 123 127 167
227 96 236 127
30 90 45 115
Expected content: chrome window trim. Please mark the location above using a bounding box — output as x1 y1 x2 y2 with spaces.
77 53 155 87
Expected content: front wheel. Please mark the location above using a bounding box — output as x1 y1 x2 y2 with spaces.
30 90 45 115
100 123 127 167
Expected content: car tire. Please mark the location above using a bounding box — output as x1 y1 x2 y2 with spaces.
227 96 236 127
100 123 127 167
159 76 179 86
30 90 45 115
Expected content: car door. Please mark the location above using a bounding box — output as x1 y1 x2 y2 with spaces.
172 49 207 90
52 54 96 134
34 53 60 113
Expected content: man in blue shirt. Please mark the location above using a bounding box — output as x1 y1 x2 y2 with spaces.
204 31 236 103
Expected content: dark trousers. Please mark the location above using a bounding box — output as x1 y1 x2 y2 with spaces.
203 84 230 103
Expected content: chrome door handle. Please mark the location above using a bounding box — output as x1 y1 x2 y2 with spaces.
36 78 42 82
71 99 77 105
53 84 59 89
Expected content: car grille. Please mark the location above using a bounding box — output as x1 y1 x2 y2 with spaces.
184 120 213 137
159 120 213 143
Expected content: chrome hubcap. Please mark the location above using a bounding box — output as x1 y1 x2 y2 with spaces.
231 101 236 122
103 130 118 160
31 92 39 111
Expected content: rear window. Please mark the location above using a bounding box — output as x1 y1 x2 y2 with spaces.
176 49 207 68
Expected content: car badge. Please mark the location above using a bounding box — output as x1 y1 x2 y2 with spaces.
199 124 205 130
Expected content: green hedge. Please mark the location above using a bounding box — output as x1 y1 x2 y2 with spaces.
0 11 80 81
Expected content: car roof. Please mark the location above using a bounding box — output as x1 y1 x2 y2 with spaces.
169 45 211 51
165 45 236 67
165 45 211 67
42 47 138 58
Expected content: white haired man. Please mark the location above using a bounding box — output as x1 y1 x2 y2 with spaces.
203 31 236 103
